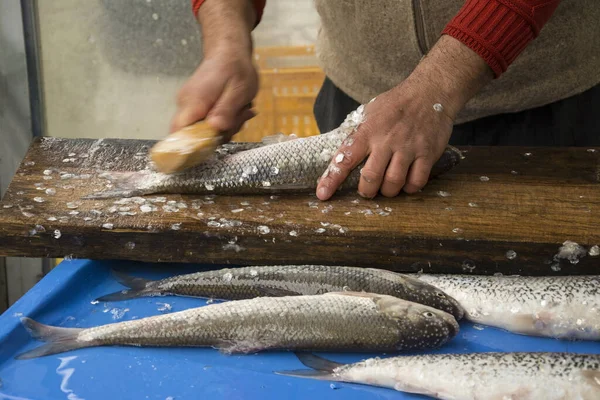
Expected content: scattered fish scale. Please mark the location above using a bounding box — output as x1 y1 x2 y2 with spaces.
16 292 459 359
414 274 600 340
94 265 464 320
278 352 600 400
83 106 461 199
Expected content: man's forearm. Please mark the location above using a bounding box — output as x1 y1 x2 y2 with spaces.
406 35 493 120
196 0 256 58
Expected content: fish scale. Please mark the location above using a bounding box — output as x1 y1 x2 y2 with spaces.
83 105 462 199
414 274 600 340
278 352 600 399
95 265 465 320
16 292 459 359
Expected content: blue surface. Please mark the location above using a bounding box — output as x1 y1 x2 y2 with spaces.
1 260 599 400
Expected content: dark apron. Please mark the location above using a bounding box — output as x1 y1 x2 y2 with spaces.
313 77 600 146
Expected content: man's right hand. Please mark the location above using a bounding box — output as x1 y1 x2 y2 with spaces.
170 0 258 141
170 51 258 139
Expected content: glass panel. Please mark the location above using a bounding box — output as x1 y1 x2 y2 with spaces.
36 0 321 142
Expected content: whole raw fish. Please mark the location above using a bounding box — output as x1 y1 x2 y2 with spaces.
95 266 465 320
15 292 459 360
277 352 600 399
413 274 600 340
83 105 462 199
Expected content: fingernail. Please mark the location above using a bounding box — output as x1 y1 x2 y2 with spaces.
359 168 373 183
317 187 329 199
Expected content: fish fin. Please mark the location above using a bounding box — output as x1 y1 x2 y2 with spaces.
507 312 553 337
112 270 151 290
213 340 265 355
295 352 345 371
254 285 302 297
324 291 382 300
274 369 336 380
81 189 145 199
274 352 345 380
392 382 444 398
261 183 313 191
581 370 600 388
15 317 88 360
94 271 162 302
94 288 161 302
82 171 155 199
260 133 298 145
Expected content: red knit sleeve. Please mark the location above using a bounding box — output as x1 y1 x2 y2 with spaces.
442 0 561 78
191 0 266 26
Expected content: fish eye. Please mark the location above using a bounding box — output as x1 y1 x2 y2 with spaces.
423 312 434 318
436 292 445 297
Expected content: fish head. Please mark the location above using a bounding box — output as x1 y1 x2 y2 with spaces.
376 295 460 348
397 275 465 321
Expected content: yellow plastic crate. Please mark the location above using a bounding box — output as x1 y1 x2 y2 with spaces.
234 45 325 142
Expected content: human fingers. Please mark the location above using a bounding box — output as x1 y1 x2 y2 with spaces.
403 156 434 194
206 66 258 132
316 134 368 201
170 65 226 132
380 151 413 197
356 147 393 199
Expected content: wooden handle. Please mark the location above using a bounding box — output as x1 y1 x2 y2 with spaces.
150 121 222 174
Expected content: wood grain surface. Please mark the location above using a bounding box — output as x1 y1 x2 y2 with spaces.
0 137 598 275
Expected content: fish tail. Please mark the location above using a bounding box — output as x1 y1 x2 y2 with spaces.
82 171 154 199
274 352 345 380
95 270 161 302
15 317 88 360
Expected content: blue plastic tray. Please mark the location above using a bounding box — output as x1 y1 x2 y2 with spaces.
1 259 599 400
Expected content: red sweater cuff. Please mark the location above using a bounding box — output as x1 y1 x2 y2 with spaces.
442 0 561 78
191 0 266 27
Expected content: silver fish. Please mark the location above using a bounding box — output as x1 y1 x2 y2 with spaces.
84 105 462 199
413 274 600 340
278 352 600 400
16 292 459 360
95 266 465 320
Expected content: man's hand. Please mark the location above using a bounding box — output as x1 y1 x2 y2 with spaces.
171 52 258 139
170 0 258 140
316 35 493 201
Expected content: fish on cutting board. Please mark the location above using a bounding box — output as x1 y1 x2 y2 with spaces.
95 265 465 320
277 352 600 400
413 274 600 341
83 105 462 199
15 292 459 360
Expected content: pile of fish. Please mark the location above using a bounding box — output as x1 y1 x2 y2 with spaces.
14 102 599 398
17 266 463 360
17 264 600 399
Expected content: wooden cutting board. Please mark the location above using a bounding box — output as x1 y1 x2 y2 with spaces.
0 137 598 275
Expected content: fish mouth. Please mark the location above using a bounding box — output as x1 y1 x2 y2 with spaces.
447 297 465 321
446 313 460 339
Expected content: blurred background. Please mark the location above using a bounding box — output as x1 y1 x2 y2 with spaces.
0 0 324 311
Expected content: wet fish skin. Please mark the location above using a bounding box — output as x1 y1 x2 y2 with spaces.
84 106 462 199
278 352 600 400
95 266 465 320
413 274 600 340
16 292 459 360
